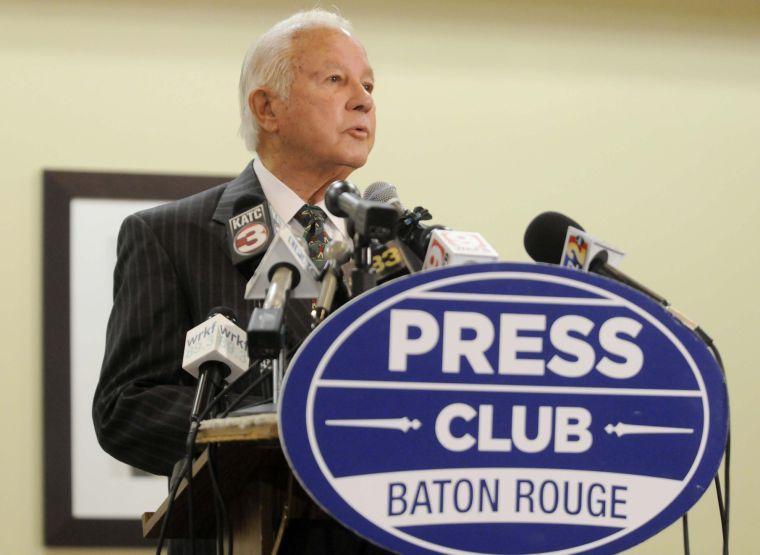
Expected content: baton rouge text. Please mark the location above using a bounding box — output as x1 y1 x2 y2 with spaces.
386 477 628 521
388 309 644 454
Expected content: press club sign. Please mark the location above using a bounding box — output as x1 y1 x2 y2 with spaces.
279 262 728 554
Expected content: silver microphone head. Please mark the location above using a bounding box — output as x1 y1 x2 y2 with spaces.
325 239 352 265
362 181 403 212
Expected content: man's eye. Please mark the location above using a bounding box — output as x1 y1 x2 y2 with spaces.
363 82 374 93
328 75 341 83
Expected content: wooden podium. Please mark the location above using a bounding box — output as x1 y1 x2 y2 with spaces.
141 413 327 554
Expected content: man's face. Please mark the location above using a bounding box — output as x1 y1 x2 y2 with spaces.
273 28 376 172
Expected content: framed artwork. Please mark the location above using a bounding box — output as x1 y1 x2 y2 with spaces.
43 169 232 546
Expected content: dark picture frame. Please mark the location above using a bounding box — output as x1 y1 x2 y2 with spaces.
43 170 232 546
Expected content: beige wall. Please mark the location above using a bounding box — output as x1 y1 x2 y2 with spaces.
1 0 758 553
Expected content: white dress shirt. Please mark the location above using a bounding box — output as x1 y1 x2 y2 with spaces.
253 158 349 243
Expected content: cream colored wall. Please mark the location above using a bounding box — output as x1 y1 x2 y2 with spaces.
1 0 758 553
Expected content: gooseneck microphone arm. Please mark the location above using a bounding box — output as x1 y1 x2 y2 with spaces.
588 250 668 307
190 362 226 420
313 240 352 325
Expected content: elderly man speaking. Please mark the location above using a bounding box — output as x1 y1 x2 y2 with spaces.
93 9 387 554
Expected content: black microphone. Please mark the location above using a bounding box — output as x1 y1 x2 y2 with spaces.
325 180 398 242
523 211 669 305
363 181 447 263
226 194 273 278
523 211 584 265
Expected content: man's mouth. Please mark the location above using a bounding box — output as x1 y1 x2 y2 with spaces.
346 126 369 139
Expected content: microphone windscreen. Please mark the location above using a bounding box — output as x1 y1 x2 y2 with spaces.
207 306 238 324
363 181 401 207
524 211 585 264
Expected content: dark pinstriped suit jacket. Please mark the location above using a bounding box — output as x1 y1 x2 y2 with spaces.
93 161 276 476
92 161 388 554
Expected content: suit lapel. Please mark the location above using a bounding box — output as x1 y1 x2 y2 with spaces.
210 160 268 267
211 160 315 345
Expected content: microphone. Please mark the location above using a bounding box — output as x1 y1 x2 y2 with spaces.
524 211 584 266
362 181 403 211
363 181 498 274
244 225 321 301
422 229 500 269
182 307 250 420
524 211 625 272
362 182 428 283
325 180 398 242
363 181 446 261
226 195 273 277
245 226 321 356
523 211 660 296
523 211 699 329
313 240 352 324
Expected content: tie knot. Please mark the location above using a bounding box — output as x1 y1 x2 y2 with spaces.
295 204 327 230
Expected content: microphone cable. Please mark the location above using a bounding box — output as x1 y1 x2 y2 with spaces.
682 512 690 555
684 338 729 555
218 366 275 419
155 333 311 554
688 328 730 555
208 443 231 555
708 341 730 555
184 364 273 555
524 212 731 554
218 331 309 418
154 360 264 555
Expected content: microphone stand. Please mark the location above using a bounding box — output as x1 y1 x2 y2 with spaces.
588 251 730 555
351 233 376 296
244 265 295 413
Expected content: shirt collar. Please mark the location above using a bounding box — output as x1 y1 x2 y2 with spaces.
253 158 348 238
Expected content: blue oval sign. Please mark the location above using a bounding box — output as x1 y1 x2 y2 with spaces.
279 262 728 555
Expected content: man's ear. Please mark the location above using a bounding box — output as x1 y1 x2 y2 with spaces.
249 88 278 133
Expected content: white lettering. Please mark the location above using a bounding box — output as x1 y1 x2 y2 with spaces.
554 407 593 453
512 405 553 453
389 309 440 371
596 317 643 379
436 404 592 454
442 311 495 374
477 405 511 452
435 403 476 451
547 315 595 378
499 314 546 376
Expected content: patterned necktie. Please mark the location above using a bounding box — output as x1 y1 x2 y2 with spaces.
294 204 330 270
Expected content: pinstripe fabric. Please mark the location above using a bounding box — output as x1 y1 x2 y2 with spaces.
92 162 388 554
93 162 263 477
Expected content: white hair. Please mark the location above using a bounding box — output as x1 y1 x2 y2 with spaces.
238 9 354 153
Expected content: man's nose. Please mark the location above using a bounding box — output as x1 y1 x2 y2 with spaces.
347 82 374 113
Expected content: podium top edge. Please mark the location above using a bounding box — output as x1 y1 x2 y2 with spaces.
196 413 279 444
